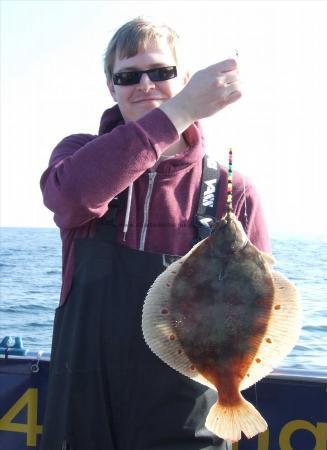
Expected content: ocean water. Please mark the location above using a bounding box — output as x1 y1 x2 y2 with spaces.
0 227 326 372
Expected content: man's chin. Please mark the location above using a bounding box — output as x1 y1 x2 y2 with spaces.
137 99 162 108
125 102 163 122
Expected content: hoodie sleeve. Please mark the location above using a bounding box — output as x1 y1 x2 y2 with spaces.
40 108 179 229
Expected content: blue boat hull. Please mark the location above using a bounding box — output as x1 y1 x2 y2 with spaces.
0 357 326 449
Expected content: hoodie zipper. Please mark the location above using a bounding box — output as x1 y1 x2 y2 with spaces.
139 172 157 251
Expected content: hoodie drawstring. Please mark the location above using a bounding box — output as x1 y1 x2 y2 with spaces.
123 183 133 241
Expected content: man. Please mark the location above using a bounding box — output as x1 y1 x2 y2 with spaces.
40 17 270 450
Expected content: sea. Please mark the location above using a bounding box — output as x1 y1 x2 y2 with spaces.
0 227 326 372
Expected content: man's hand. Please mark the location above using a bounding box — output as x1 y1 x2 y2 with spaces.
159 59 241 134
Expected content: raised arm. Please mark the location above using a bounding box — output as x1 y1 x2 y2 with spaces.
41 58 241 229
40 108 178 229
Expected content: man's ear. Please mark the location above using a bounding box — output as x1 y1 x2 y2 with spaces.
107 79 117 102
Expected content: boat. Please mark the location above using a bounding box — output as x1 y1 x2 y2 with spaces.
0 336 326 449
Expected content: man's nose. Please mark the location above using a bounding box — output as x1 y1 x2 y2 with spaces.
138 73 155 90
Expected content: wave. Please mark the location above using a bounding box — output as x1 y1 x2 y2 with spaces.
0 304 54 312
303 325 327 333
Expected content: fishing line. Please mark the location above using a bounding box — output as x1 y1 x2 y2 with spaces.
228 147 248 232
226 148 233 217
242 177 248 233
233 48 249 233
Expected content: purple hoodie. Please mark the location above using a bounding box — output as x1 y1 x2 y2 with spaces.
40 105 270 305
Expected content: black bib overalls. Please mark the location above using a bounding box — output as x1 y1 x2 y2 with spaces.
41 161 230 450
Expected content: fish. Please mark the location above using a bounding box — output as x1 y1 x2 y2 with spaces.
142 150 301 442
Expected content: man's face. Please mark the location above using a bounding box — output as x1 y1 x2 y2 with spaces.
108 40 189 122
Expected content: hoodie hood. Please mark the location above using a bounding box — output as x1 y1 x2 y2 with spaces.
99 104 125 135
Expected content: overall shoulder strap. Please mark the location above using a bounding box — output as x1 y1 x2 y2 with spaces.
193 154 220 244
95 193 124 240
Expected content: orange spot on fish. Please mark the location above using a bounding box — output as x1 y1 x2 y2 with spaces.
178 349 183 354
161 308 169 314
190 365 195 371
169 335 176 341
255 358 261 363
171 271 177 274
274 304 281 310
265 338 272 343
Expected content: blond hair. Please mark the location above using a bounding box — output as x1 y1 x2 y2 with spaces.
103 17 181 81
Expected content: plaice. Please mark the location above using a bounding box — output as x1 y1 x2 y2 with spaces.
142 212 302 442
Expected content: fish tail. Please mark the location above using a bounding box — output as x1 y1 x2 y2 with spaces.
205 396 267 442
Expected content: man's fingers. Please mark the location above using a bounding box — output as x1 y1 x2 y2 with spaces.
219 58 238 73
175 59 242 122
209 58 238 75
216 76 227 87
216 71 239 87
226 89 242 104
217 80 241 104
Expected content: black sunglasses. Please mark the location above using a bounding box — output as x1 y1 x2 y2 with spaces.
112 66 177 86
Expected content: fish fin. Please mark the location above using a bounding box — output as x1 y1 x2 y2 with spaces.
259 251 276 266
205 397 267 441
142 255 215 389
240 270 301 391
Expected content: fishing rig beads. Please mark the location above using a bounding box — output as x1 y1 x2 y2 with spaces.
226 148 233 217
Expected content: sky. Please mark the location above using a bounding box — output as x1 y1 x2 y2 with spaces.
1 0 327 237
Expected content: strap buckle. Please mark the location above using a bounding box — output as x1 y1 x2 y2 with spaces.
193 214 216 244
